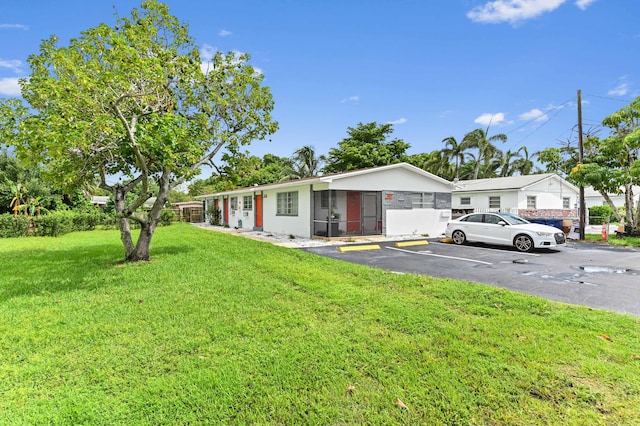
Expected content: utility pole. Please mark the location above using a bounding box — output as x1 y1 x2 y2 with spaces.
577 89 585 240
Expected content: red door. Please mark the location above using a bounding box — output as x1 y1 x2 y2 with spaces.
223 198 229 224
346 191 361 233
255 194 263 228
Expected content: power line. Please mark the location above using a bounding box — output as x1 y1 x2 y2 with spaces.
584 93 635 103
505 100 573 149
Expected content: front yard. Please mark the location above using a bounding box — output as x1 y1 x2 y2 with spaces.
1 224 638 424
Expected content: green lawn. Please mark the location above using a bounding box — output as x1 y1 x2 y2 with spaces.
1 224 639 425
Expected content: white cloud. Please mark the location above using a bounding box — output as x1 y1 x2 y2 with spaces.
575 0 596 10
200 44 217 62
0 77 21 96
519 108 548 122
387 118 407 125
0 23 28 30
341 95 359 103
474 112 506 126
200 46 262 76
218 29 232 37
467 0 566 24
0 59 22 73
608 76 630 96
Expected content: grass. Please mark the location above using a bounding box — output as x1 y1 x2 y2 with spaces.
1 223 639 425
585 233 640 247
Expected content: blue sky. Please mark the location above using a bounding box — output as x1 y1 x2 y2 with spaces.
1 0 639 169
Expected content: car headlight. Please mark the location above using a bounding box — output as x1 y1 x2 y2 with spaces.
536 231 553 237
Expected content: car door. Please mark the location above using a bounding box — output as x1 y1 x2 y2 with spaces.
460 213 485 242
481 213 512 245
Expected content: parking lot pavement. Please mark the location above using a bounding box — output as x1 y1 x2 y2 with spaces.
302 240 640 316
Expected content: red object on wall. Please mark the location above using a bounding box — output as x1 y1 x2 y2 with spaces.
347 191 361 233
255 194 263 228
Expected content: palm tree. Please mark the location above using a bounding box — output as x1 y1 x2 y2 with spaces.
462 127 507 179
441 136 468 181
512 146 537 175
497 149 522 177
288 145 325 179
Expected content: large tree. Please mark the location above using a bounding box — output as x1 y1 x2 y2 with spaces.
1 1 277 261
288 145 325 179
440 136 468 181
569 97 640 234
461 127 507 179
323 122 409 173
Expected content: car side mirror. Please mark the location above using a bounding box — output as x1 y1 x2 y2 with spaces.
497 220 507 226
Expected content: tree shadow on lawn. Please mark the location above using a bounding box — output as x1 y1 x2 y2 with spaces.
0 243 193 302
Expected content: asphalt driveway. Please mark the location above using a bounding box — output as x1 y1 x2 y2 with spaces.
303 240 640 316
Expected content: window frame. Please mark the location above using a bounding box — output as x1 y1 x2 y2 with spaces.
230 196 238 210
488 196 501 209
563 197 571 209
412 192 435 209
243 195 253 211
527 195 537 209
460 197 471 206
277 191 299 216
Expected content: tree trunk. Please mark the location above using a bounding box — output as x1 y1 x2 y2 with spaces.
114 186 136 260
126 221 154 262
125 168 172 262
601 192 623 223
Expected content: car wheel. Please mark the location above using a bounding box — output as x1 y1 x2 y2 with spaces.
514 234 534 252
452 230 466 245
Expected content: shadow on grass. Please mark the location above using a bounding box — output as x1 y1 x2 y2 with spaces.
0 241 194 302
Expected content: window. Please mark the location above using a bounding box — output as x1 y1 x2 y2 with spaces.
462 214 484 223
412 192 435 209
320 191 336 209
484 214 502 225
489 196 501 209
277 191 298 216
527 196 537 209
563 197 571 209
243 196 253 210
460 197 471 206
230 197 238 210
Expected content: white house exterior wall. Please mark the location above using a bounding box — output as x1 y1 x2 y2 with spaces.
261 185 312 237
453 191 518 211
386 209 449 237
328 168 451 193
521 179 576 209
330 169 451 192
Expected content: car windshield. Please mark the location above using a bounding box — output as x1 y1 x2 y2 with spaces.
496 213 530 225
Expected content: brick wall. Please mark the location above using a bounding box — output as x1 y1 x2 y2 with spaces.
517 209 578 219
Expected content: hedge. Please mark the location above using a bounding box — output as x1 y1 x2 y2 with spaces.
0 211 109 238
0 214 31 238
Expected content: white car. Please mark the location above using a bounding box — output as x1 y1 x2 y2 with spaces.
445 212 566 252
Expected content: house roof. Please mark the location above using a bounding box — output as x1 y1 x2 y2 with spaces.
453 173 579 193
195 162 453 199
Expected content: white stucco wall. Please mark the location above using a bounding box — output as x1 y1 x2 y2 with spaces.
521 179 578 209
453 191 519 210
329 167 451 193
261 185 312 237
385 209 450 237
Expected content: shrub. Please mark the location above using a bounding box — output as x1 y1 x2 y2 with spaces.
589 205 614 225
160 208 176 226
33 211 74 237
0 214 31 238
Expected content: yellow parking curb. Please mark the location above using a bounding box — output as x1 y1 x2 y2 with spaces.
337 244 381 252
394 240 429 248
441 238 453 243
